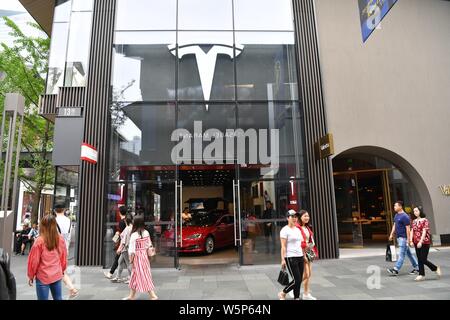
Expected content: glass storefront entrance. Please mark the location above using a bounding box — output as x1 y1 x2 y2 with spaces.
334 155 421 248
106 101 307 268
105 0 307 268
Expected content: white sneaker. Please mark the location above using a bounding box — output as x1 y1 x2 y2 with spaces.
414 275 425 281
103 271 113 279
278 291 286 300
436 266 442 278
302 293 317 300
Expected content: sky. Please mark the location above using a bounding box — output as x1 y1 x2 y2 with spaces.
0 0 46 47
0 0 26 12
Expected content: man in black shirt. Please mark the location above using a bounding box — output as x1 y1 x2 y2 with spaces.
104 206 127 279
263 201 277 254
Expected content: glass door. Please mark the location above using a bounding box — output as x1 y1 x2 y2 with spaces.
334 173 363 247
174 165 240 268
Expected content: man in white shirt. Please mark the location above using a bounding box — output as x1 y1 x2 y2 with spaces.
55 203 72 252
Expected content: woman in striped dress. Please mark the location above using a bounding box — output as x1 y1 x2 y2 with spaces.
123 215 158 300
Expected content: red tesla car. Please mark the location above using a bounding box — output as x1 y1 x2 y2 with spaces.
163 211 235 254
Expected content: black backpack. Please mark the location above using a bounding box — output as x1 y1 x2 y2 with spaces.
0 249 16 300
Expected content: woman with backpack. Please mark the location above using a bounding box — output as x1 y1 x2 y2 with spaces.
297 210 319 300
27 214 67 300
122 215 158 300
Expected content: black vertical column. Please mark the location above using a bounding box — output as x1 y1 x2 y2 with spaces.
76 0 116 266
292 0 339 259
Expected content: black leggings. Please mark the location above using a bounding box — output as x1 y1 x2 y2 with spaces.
283 257 304 299
109 253 120 274
415 244 437 276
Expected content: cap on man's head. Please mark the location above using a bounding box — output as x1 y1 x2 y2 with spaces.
286 209 298 217
54 203 65 210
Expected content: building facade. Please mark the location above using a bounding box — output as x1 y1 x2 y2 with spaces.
20 0 450 267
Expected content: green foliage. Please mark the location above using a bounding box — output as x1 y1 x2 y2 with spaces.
0 17 54 221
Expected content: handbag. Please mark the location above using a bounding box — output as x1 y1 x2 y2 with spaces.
147 245 156 258
112 233 120 244
277 267 290 286
305 246 316 262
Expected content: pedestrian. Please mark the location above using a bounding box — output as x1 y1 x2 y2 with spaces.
27 214 67 300
112 214 133 283
19 223 32 255
122 214 158 300
297 210 318 300
411 206 441 281
387 201 419 276
54 203 79 298
278 210 305 300
245 211 259 253
104 206 127 279
263 201 277 254
27 223 39 249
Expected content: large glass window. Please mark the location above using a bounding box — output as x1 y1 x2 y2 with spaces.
177 32 235 101
115 0 177 31
46 0 93 93
65 11 93 87
109 0 307 267
47 23 69 94
113 32 176 102
178 0 233 31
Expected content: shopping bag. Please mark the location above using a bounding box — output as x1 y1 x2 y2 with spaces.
385 244 392 261
390 245 397 262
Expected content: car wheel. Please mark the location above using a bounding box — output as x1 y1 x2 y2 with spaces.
205 236 214 254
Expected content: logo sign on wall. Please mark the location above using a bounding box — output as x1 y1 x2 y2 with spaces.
81 143 98 164
440 185 450 196
358 0 398 42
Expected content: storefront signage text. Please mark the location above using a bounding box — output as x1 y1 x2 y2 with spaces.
440 185 450 196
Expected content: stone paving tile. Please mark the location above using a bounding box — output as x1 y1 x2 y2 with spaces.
12 250 450 300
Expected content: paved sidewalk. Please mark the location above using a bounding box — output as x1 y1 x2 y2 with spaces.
11 248 450 300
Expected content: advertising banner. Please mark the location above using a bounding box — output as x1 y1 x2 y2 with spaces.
359 0 398 42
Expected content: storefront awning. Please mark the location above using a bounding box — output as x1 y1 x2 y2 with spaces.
19 0 54 36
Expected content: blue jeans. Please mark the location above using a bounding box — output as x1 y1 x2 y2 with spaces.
36 279 63 300
395 237 418 271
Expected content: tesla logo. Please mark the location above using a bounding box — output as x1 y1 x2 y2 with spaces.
169 44 244 104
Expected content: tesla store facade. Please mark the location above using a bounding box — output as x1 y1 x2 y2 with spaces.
27 0 450 267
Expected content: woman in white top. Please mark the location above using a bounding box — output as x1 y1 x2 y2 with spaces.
278 210 305 300
298 210 318 300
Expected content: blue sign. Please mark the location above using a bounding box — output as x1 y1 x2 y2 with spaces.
359 0 398 42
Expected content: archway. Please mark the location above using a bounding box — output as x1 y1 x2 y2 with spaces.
332 146 434 248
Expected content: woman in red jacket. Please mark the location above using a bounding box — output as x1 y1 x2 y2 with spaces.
27 214 67 300
297 210 318 300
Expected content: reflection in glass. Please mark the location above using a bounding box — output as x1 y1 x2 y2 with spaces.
234 0 294 31
71 0 94 11
238 103 303 180
109 103 176 181
177 104 236 164
113 32 176 102
178 0 233 30
177 32 235 101
235 32 298 101
115 0 177 31
47 23 69 94
54 0 72 23
65 11 93 87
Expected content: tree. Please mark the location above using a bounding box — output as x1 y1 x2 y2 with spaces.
0 17 53 224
